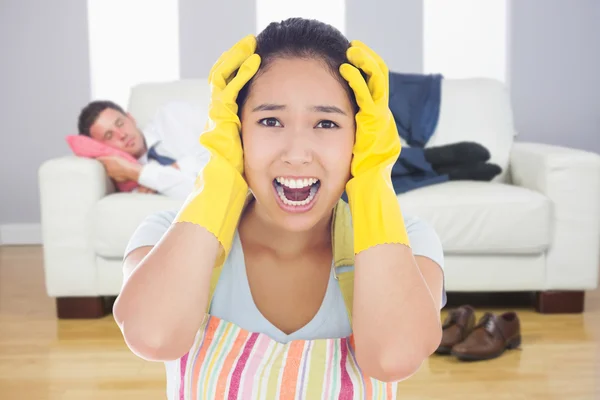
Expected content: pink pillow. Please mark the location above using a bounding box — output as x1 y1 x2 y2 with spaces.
65 135 139 192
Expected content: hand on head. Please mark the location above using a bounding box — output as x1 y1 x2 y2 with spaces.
199 35 261 177
340 40 411 252
340 40 402 180
174 35 262 265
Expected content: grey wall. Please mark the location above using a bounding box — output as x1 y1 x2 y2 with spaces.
180 0 423 76
345 0 423 73
2 0 599 229
0 0 92 225
179 0 256 79
345 0 600 153
508 0 600 153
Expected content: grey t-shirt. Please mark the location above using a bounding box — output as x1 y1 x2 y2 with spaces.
124 211 446 344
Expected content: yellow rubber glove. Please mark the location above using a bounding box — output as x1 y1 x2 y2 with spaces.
340 40 410 254
175 35 261 265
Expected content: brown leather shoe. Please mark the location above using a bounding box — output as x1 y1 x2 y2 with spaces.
435 305 476 354
451 311 521 361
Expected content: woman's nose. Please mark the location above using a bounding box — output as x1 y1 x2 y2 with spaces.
280 132 314 166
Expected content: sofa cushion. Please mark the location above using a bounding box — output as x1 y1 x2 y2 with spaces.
93 181 552 259
399 181 552 255
92 192 184 258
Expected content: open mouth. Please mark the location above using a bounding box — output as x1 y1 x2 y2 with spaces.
272 176 321 209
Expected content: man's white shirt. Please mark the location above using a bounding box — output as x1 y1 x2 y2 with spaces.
136 101 210 200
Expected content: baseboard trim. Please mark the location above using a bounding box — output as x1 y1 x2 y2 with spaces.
0 223 42 245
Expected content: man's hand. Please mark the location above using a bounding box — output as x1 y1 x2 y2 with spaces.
137 185 157 194
97 156 141 182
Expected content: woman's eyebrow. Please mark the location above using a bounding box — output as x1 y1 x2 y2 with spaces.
252 103 285 112
310 105 347 116
251 103 347 116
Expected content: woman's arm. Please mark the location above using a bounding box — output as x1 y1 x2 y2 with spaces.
339 41 443 382
114 36 260 363
353 244 443 382
113 222 220 362
414 255 444 310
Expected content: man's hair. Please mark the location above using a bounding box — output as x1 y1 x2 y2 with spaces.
77 100 126 136
237 18 359 113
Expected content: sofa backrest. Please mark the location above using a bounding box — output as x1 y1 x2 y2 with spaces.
127 79 211 131
127 77 517 182
427 78 517 182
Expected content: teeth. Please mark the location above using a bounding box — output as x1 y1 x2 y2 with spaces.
275 177 318 189
276 184 318 206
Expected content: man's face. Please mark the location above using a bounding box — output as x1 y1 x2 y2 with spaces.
88 108 146 158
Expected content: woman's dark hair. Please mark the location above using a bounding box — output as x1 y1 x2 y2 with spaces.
236 18 358 114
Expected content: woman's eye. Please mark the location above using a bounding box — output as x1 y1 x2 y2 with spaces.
316 120 339 129
259 118 282 127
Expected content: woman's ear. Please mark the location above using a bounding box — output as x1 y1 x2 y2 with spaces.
238 101 247 150
239 125 245 149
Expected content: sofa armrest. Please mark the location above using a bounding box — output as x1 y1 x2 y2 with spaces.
510 142 600 290
38 156 115 297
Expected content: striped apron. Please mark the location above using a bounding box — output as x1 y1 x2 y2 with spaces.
173 315 399 399
170 199 399 399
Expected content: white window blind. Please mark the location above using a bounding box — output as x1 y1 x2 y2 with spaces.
423 0 508 82
256 0 346 35
87 0 180 108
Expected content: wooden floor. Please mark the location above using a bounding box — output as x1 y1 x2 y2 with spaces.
0 246 598 400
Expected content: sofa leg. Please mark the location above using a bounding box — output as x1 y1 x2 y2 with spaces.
55 296 113 319
534 291 585 314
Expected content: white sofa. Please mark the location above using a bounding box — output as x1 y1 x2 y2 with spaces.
38 78 600 318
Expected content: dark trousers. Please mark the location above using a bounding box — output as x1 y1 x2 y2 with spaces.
341 147 448 202
391 147 448 194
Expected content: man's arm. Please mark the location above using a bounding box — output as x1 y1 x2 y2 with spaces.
137 162 197 200
98 156 142 183
137 185 157 194
97 156 191 198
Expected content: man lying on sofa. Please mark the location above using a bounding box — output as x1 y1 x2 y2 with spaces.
77 100 210 200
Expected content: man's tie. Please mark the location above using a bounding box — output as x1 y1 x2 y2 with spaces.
147 142 177 166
